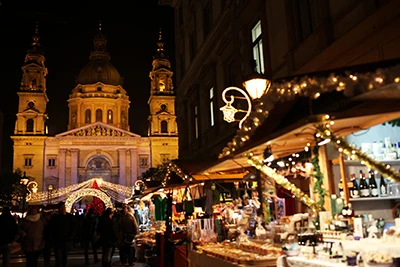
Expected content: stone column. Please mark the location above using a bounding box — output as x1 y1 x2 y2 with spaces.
58 149 67 188
118 149 127 186
70 149 79 186
130 148 138 187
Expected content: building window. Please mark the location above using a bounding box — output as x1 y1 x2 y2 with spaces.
251 20 264 74
209 87 215 127
96 109 103 122
189 33 196 61
194 105 199 139
296 0 318 41
23 155 33 167
160 154 170 163
85 109 91 123
161 120 168 134
26 118 34 132
139 155 149 168
203 2 212 38
48 158 56 167
107 110 113 123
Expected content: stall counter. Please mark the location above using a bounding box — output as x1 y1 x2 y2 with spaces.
188 250 276 267
277 256 346 267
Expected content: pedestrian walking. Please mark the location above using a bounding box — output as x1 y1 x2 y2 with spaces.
97 208 117 267
19 205 46 267
83 207 99 264
117 205 139 266
49 202 75 267
0 207 18 267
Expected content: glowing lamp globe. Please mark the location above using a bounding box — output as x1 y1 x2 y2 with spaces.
242 77 270 100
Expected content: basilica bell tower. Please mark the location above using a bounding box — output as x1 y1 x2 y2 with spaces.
14 25 49 135
148 30 179 165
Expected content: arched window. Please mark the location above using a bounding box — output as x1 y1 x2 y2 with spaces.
107 110 113 123
85 109 91 123
96 109 103 122
26 119 34 132
161 120 168 134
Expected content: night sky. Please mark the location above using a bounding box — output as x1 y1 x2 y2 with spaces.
0 1 175 171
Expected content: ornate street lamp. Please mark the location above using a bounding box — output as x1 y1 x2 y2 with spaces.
20 172 29 217
220 73 271 129
19 172 39 217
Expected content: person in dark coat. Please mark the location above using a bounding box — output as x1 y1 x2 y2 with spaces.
0 207 18 267
49 202 75 267
97 208 117 267
19 206 46 267
83 208 99 264
117 205 139 265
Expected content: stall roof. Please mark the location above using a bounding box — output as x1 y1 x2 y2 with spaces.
199 95 400 174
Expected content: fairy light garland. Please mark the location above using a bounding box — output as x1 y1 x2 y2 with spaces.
162 162 193 187
220 66 400 159
248 155 322 212
315 123 400 183
28 178 133 203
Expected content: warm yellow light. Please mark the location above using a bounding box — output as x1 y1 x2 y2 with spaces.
242 78 271 100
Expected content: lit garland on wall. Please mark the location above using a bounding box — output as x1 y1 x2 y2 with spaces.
315 123 400 183
162 161 193 187
220 66 400 158
248 155 322 212
311 146 327 209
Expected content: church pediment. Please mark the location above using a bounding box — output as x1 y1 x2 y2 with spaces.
56 122 141 138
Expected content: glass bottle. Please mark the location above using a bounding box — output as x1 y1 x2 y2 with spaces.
338 179 344 199
350 173 359 198
380 175 387 197
359 170 370 197
369 170 379 197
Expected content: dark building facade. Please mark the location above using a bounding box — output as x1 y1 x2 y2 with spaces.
160 0 400 161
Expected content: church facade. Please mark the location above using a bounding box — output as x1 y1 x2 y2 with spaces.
11 25 178 192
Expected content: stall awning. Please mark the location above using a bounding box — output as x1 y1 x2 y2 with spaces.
199 98 400 174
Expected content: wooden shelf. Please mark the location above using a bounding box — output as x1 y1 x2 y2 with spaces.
349 196 400 202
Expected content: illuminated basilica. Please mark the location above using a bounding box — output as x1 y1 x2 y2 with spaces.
11 25 178 192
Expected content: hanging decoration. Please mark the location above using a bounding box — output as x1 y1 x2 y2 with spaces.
315 123 400 183
220 66 400 158
87 179 104 215
248 155 322 212
311 146 326 209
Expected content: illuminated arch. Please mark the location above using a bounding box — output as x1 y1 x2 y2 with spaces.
65 188 113 213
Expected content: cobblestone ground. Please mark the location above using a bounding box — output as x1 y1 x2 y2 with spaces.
2 254 147 267
3 256 147 267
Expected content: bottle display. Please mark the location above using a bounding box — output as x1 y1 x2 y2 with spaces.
380 175 387 197
359 170 370 197
369 170 379 197
350 174 359 198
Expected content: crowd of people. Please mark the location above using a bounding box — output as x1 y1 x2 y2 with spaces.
0 202 139 267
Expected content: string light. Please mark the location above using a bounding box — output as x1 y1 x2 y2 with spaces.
162 161 193 187
28 178 133 204
248 156 321 212
65 188 113 213
219 65 400 159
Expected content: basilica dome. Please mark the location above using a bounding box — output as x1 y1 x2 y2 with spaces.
76 25 123 86
76 60 123 86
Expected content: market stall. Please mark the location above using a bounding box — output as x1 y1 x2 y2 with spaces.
185 63 400 267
